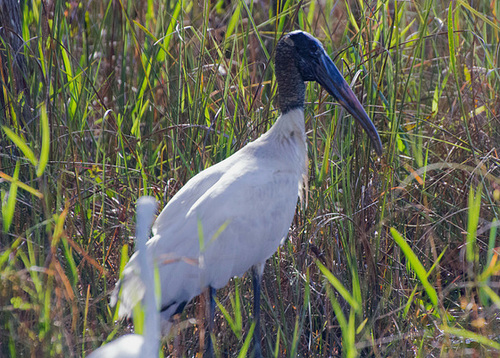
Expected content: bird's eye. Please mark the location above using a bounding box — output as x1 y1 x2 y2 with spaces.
310 44 321 55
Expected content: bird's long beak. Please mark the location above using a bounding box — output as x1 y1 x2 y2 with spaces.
314 53 383 156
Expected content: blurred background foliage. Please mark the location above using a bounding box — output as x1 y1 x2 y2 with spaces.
0 0 499 356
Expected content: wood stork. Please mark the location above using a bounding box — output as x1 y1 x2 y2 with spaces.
111 30 382 357
89 197 159 358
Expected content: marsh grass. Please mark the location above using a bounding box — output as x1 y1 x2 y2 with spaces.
1 0 499 356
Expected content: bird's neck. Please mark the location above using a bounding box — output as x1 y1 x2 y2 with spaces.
277 77 306 114
268 108 308 202
275 45 306 113
271 108 306 138
266 108 307 166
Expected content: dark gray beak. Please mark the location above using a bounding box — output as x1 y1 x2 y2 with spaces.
314 53 383 156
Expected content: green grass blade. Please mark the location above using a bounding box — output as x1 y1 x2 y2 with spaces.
225 0 242 39
273 326 280 357
317 261 360 312
36 103 50 177
215 298 237 337
2 161 20 232
237 321 255 358
390 228 438 307
0 171 43 198
290 315 300 357
487 219 498 266
480 285 500 310
2 126 38 166
113 244 130 321
156 0 182 62
457 0 500 30
404 247 446 317
442 326 500 351
466 184 482 263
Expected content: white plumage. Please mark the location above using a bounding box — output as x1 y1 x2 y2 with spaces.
87 335 145 358
115 109 307 329
111 31 382 356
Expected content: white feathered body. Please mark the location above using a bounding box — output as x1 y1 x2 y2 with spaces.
114 109 308 329
87 334 145 358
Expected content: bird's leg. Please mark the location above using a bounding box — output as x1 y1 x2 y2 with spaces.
204 286 216 358
252 264 264 358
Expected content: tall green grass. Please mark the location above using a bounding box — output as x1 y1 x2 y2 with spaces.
1 0 499 356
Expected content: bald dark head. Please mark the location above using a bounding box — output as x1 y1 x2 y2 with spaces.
274 31 382 155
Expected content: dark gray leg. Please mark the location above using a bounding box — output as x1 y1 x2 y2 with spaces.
205 286 216 358
252 265 263 358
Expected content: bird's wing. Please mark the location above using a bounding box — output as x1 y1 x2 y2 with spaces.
114 138 305 322
197 162 301 287
113 153 238 317
152 156 236 237
148 154 301 307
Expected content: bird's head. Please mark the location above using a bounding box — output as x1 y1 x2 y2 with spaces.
275 30 382 156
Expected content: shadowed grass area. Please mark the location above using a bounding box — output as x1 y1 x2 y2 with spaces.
1 0 499 356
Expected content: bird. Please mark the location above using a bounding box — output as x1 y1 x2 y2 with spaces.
89 196 159 358
111 30 382 357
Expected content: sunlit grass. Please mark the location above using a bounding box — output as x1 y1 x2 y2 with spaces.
1 0 499 356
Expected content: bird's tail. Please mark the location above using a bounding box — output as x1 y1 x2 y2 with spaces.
110 253 145 318
110 254 179 337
